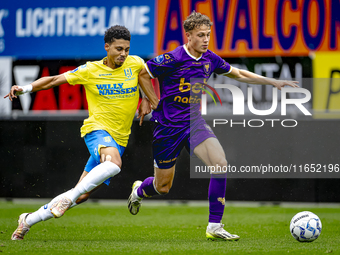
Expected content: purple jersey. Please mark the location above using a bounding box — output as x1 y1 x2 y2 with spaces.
146 45 232 127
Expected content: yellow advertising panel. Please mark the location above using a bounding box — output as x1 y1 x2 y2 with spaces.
155 0 339 57
313 52 340 118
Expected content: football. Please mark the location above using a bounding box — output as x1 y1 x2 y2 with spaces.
290 211 322 242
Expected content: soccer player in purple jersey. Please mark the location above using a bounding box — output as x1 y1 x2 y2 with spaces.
128 11 299 241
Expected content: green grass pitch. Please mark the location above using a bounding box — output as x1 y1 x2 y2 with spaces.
0 202 339 254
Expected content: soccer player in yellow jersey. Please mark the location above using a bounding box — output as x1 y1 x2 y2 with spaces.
5 25 158 240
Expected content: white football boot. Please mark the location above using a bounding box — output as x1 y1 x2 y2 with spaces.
206 223 240 241
128 180 143 215
11 213 31 240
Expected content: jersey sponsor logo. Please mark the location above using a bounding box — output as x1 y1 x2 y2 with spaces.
203 62 211 74
99 73 112 77
96 83 123 89
96 83 137 96
175 78 222 106
124 68 132 79
174 95 201 104
154 54 164 64
176 78 201 104
176 78 203 104
44 204 48 209
104 94 136 99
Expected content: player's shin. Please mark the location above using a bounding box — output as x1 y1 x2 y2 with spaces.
67 161 121 203
208 173 227 223
137 177 161 198
25 191 77 226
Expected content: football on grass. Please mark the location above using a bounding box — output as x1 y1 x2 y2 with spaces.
290 211 322 242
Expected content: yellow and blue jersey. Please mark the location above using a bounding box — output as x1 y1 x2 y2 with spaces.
64 55 144 147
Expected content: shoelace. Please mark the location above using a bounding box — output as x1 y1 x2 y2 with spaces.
57 198 71 211
215 224 234 235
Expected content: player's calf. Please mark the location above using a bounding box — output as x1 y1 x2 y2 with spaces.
76 193 90 204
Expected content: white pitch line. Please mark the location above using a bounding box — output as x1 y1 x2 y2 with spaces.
0 198 340 208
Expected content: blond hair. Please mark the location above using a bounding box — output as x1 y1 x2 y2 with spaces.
183 11 213 32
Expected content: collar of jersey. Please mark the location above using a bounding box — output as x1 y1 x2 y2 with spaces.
102 57 125 71
183 44 202 61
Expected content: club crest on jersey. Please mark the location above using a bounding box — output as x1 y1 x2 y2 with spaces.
124 68 132 79
203 62 211 74
104 136 112 143
154 54 164 64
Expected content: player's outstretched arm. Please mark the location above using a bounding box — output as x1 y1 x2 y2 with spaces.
224 67 299 90
4 74 67 101
138 68 159 110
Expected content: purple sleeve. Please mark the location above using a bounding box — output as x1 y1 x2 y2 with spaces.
145 53 176 79
212 54 232 75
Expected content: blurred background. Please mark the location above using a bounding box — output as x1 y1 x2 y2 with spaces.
0 0 339 202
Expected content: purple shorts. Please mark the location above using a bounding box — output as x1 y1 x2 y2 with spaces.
153 118 216 169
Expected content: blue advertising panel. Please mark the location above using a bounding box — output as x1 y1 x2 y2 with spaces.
0 0 154 59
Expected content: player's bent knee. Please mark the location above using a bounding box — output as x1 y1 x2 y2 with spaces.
211 158 228 174
100 154 122 167
104 161 121 177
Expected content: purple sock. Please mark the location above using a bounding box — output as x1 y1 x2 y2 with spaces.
208 173 227 223
137 177 159 198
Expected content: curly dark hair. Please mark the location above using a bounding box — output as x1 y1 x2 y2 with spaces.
183 11 213 32
104 25 131 43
